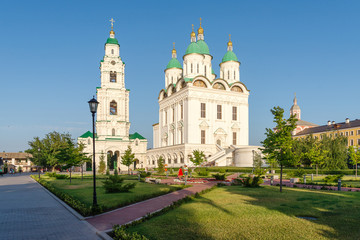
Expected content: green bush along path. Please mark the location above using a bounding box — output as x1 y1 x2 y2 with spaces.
126 186 360 240
38 174 184 214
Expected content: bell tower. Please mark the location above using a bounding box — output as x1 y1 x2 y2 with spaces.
96 18 130 140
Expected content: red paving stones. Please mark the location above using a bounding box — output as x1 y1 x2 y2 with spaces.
86 173 238 232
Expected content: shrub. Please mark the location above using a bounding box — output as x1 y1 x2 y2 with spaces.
106 169 110 175
212 173 226 180
219 168 226 173
45 172 57 178
112 225 148 240
253 168 266 176
324 174 344 183
55 174 68 179
139 171 151 178
236 176 263 187
103 175 137 193
196 168 210 176
287 168 306 178
114 169 118 175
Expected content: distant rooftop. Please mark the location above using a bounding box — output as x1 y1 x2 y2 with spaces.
296 119 360 136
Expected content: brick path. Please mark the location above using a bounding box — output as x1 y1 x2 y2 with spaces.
0 173 100 240
86 173 238 232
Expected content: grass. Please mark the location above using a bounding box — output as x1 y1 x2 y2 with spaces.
125 186 360 240
37 174 186 214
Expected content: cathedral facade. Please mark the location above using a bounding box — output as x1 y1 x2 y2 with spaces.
78 23 147 170
146 21 259 168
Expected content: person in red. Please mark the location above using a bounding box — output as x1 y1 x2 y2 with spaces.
178 167 184 180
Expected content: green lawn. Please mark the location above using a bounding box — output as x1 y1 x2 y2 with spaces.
126 186 360 240
37 174 185 213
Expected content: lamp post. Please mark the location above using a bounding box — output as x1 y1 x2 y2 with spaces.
88 97 99 207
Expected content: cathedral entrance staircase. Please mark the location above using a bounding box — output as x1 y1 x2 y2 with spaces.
204 144 236 166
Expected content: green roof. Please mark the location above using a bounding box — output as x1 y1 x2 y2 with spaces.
106 37 119 45
197 40 210 55
184 78 193 82
185 42 201 54
222 50 238 63
129 132 146 140
79 131 97 138
166 58 182 70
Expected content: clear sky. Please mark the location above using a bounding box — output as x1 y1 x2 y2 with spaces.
1 0 360 152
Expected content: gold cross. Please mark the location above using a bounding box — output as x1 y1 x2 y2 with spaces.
200 17 202 26
173 42 175 49
109 18 115 30
229 34 231 41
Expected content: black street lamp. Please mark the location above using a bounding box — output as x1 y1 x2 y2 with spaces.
88 97 99 207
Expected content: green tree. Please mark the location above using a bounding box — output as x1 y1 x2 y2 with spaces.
348 146 360 178
321 134 348 170
190 150 206 167
98 152 106 174
157 156 165 174
261 106 298 192
305 138 327 176
121 146 135 174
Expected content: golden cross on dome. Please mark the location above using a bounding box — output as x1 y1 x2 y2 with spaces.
200 17 202 26
229 34 231 41
173 42 175 49
109 18 115 30
192 24 194 31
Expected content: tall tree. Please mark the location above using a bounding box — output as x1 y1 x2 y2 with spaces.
348 146 360 178
261 106 298 192
98 152 106 174
321 134 348 170
157 156 165 174
190 150 206 167
121 146 135 174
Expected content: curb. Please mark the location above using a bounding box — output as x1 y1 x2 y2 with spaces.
29 176 111 240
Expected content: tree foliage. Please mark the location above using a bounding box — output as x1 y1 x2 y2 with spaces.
261 106 297 192
157 156 165 174
348 146 360 178
26 131 86 173
98 152 106 174
190 150 206 167
121 146 135 174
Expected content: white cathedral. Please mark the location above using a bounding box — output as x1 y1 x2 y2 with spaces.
79 19 259 170
146 21 259 168
78 22 147 170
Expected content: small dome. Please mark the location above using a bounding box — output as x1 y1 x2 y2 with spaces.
106 37 119 45
222 51 238 63
197 40 210 55
185 42 201 55
166 58 182 70
198 26 204 35
290 105 300 111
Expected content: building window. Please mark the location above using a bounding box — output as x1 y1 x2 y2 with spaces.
350 131 354 136
204 66 206 76
217 139 221 146
110 101 117 115
201 103 206 118
217 105 222 119
350 139 354 146
180 129 183 144
234 70 236 79
180 104 183 120
111 49 114 54
165 111 167 124
172 108 175 122
168 158 171 164
357 130 360 135
233 132 237 145
173 131 175 145
191 64 193 73
112 128 115 136
358 139 360 145
340 132 343 136
110 71 117 82
197 64 199 73
227 70 230 79
345 132 349 136
232 106 237 121
88 139 91 145
335 133 338 137
201 130 206 144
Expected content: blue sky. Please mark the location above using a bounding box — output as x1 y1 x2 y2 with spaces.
1 0 360 152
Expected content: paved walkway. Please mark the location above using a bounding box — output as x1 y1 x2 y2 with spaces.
0 173 100 240
87 173 239 232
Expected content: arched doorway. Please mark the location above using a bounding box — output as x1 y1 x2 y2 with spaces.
107 151 116 171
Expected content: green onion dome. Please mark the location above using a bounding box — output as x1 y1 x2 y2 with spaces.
197 40 210 55
166 58 182 69
106 38 119 45
221 50 238 63
185 42 201 54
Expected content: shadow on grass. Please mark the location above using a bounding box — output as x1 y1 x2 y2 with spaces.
223 186 360 239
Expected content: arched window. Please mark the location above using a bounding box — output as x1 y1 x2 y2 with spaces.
231 86 243 92
193 80 206 88
204 66 207 76
191 64 193 73
87 138 91 145
197 64 199 73
112 128 115 136
213 83 225 90
111 49 114 54
234 71 236 79
110 71 117 83
217 139 221 146
227 71 230 79
110 101 117 115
